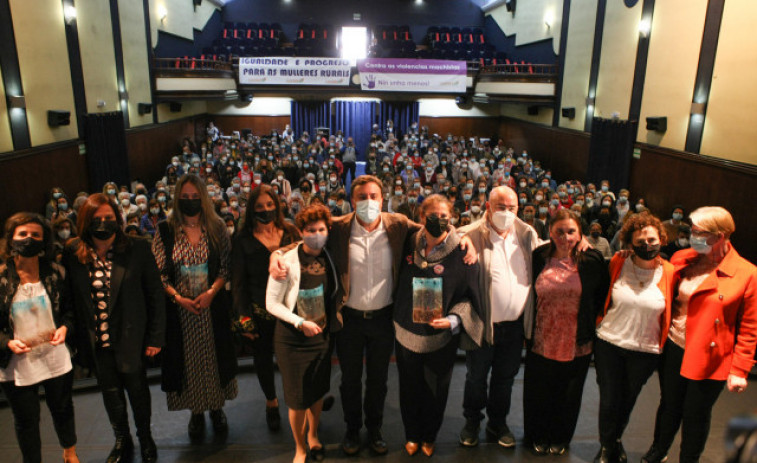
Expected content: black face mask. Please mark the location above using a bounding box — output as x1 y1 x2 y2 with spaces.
633 244 661 261
590 231 601 239
425 215 449 238
178 198 202 217
11 237 45 258
255 209 277 224
90 219 120 241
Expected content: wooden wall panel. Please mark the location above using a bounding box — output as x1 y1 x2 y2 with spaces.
126 115 208 184
0 142 89 223
497 117 757 263
418 117 501 140
629 145 757 263
211 116 291 137
499 117 591 182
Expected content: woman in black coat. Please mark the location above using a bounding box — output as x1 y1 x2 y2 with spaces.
64 193 165 463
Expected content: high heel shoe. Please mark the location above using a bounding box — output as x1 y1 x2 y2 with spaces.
421 442 435 457
63 445 80 463
405 441 420 456
309 445 325 461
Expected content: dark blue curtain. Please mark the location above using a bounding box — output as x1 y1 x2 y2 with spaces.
83 111 130 191
377 101 420 139
587 117 637 190
290 101 331 141
333 100 376 161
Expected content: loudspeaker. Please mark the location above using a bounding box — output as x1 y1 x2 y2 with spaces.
455 96 468 105
505 0 516 13
527 105 539 115
561 107 576 119
47 110 71 127
239 93 253 103
169 102 182 113
646 116 667 132
137 103 153 115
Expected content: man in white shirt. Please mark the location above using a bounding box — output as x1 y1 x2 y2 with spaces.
271 175 476 456
457 186 545 449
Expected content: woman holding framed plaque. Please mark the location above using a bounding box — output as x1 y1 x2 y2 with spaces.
393 194 484 457
266 204 341 463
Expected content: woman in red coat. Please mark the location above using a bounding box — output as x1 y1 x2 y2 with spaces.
642 206 757 463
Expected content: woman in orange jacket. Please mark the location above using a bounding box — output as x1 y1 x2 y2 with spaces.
593 212 677 463
642 206 757 463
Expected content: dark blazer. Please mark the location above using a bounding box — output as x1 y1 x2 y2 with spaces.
327 212 422 322
531 244 609 346
0 259 74 369
64 236 166 374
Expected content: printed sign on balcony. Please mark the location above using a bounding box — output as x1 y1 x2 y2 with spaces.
239 57 351 86
357 59 466 93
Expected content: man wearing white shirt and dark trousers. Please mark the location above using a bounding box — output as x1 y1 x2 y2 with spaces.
458 186 546 448
272 176 420 455
271 175 476 456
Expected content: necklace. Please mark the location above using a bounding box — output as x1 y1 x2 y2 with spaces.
184 221 200 228
631 258 655 288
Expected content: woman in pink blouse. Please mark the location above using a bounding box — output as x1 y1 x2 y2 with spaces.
524 209 609 456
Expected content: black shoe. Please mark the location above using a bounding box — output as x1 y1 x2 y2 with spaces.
310 445 325 461
616 440 627 463
486 423 515 448
530 440 549 456
641 445 668 463
593 446 613 463
549 443 568 455
322 395 335 412
139 436 158 463
210 409 228 433
459 420 480 447
106 435 134 463
368 429 388 455
188 413 205 439
266 406 281 432
342 430 361 455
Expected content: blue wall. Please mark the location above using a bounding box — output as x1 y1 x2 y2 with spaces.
154 1 557 65
483 15 558 64
222 0 486 46
155 9 224 58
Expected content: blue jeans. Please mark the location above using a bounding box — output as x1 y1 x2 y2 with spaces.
463 319 524 427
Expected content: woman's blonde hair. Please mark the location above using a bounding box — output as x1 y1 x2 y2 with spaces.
170 174 226 249
689 206 735 238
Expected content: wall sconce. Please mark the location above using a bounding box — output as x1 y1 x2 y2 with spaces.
8 95 26 109
63 4 77 25
544 11 554 29
157 5 168 23
638 17 651 38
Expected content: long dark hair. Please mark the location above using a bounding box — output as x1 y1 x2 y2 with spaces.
240 184 286 236
74 193 127 264
1 212 53 262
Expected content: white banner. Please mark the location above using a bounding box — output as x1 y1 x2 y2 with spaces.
357 59 467 93
239 57 351 86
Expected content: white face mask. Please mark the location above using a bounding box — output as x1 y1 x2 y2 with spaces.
227 227 235 235
490 210 516 232
356 199 381 224
303 232 328 251
689 235 712 254
57 229 71 240
121 199 130 207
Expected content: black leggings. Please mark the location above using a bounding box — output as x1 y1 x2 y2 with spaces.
1 370 76 463
650 340 724 462
523 350 591 446
250 316 278 401
594 338 659 447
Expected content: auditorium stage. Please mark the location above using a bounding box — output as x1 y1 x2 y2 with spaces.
1 360 753 462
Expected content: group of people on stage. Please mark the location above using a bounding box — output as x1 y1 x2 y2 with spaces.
1 122 755 463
